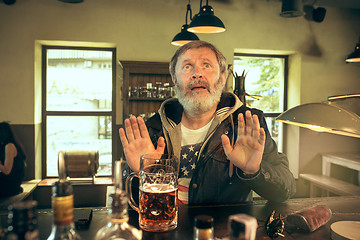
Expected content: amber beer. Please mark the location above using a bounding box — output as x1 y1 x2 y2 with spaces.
126 154 179 232
139 183 178 231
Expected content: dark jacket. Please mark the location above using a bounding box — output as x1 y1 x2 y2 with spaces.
124 92 296 205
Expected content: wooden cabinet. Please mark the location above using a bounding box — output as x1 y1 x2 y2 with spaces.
120 61 174 119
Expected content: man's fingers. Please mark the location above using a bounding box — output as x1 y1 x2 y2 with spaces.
238 113 245 137
259 128 266 145
119 128 129 147
221 134 233 156
245 110 253 135
252 114 261 138
124 118 134 142
137 116 151 139
156 137 166 154
130 115 141 139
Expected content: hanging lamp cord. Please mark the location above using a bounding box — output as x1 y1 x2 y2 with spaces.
186 0 193 24
199 0 209 8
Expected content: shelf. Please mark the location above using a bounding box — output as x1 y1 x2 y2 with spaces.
121 61 172 118
38 177 113 186
129 97 168 102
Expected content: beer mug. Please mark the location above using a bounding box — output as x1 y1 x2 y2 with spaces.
126 153 179 232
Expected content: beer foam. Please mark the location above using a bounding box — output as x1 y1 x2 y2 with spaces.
142 183 176 193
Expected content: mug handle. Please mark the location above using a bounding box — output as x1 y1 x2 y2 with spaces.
125 172 140 212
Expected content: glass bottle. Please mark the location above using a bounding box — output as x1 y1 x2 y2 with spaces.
94 192 142 240
193 215 214 240
6 200 39 240
94 160 142 240
46 179 81 240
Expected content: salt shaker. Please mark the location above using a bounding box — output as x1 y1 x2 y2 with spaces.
228 214 257 240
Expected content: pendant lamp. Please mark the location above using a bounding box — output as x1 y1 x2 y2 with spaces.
188 0 226 34
346 36 360 63
280 0 305 18
171 1 200 46
276 94 360 138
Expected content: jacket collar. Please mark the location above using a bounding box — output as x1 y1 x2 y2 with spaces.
157 92 243 130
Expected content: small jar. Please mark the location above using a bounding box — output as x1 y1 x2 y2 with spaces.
228 214 257 240
193 215 214 240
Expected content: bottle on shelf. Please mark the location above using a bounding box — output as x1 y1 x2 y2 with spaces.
47 152 81 240
94 160 142 240
5 200 39 240
193 215 214 240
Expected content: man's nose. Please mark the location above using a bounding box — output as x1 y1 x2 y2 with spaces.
192 67 203 79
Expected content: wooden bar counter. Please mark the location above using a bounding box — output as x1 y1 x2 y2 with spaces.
1 196 359 239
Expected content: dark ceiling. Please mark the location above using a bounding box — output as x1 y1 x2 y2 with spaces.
310 0 360 9
213 0 360 10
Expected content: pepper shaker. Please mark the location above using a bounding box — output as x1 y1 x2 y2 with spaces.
194 215 214 240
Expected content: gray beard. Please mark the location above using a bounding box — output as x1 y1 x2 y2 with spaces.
174 78 224 116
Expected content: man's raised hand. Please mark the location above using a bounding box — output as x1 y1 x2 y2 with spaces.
119 115 165 172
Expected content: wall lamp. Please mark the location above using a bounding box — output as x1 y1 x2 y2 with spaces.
171 1 200 46
188 0 226 33
346 36 360 63
276 94 360 138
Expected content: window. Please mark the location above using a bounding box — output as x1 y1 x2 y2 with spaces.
42 46 116 177
233 54 288 150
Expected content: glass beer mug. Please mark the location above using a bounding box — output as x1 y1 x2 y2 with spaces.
126 153 179 232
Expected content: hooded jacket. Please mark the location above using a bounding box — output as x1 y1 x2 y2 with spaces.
123 92 296 205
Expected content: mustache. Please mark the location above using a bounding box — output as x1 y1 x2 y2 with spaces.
186 79 211 92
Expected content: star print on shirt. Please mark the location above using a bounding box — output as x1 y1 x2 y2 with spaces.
191 163 196 170
179 143 202 179
178 142 203 205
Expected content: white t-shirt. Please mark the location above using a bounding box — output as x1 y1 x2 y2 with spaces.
178 118 214 204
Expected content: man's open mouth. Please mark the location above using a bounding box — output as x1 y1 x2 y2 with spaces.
190 84 207 91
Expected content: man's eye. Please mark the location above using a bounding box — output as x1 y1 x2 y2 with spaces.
204 64 211 69
184 65 192 70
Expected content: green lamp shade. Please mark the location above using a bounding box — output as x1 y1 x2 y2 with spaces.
346 43 360 63
188 5 225 34
276 103 360 138
171 24 200 46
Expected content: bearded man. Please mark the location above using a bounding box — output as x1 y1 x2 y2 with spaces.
120 41 296 205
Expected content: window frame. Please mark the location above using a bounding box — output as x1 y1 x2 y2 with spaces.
41 45 117 178
233 53 288 149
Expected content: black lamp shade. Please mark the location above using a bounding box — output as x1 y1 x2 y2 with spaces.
280 0 304 18
171 24 200 46
3 0 16 5
346 43 360 63
313 7 326 23
188 5 225 33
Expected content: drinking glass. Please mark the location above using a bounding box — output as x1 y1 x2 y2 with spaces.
126 153 179 232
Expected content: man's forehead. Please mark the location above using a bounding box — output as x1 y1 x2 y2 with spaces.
178 47 218 63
